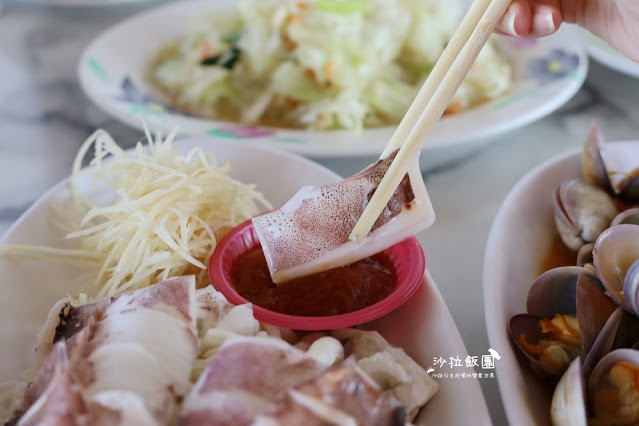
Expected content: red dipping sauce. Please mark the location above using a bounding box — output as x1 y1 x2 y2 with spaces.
229 246 397 317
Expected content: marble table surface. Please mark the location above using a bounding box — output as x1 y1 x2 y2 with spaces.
1 1 639 424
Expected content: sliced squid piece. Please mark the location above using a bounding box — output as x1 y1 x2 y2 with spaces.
32 295 110 373
11 276 198 426
88 390 157 426
21 315 96 415
17 345 84 426
192 288 266 381
331 328 438 421
179 336 325 426
255 359 406 426
252 151 434 283
195 285 234 331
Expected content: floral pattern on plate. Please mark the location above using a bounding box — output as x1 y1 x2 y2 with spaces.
526 49 581 85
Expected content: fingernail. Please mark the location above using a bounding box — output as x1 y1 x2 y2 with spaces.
534 10 556 34
505 3 520 36
506 11 518 35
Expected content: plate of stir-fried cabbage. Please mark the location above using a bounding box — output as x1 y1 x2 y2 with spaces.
79 0 588 158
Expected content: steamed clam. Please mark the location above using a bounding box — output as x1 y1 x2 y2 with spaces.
553 179 618 252
550 349 639 426
509 268 614 378
550 358 587 426
582 124 613 193
510 125 639 425
589 349 639 425
593 224 639 313
582 123 639 204
611 208 639 226
576 243 595 270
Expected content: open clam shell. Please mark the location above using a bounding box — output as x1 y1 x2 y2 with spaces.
581 123 612 193
623 259 639 319
589 348 639 386
581 122 639 204
526 267 615 353
577 273 617 355
553 179 619 252
587 348 639 425
584 308 639 378
576 243 594 269
551 357 588 426
527 266 593 318
509 314 566 378
583 307 623 378
511 269 613 379
618 174 639 205
611 208 639 227
593 224 639 312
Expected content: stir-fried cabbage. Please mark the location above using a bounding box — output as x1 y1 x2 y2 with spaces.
148 0 512 131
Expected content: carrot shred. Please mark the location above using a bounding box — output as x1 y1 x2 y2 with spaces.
282 35 296 51
289 14 302 26
323 61 334 81
443 100 463 116
200 40 213 60
304 68 317 81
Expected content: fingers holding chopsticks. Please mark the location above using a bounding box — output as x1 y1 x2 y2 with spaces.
495 0 562 37
495 0 639 62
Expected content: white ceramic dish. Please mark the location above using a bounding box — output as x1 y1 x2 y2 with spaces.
580 28 639 78
483 141 639 425
78 0 587 161
0 137 489 425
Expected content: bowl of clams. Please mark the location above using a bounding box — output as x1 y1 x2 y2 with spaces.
484 124 639 425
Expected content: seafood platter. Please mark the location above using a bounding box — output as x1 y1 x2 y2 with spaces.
485 124 639 425
0 130 489 425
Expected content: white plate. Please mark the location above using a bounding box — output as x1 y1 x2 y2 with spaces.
0 137 489 425
580 28 639 78
483 141 639 425
78 0 587 159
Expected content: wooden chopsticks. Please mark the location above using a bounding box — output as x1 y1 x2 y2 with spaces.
349 0 512 243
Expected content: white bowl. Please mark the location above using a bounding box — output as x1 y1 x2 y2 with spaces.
0 136 490 425
78 0 587 171
483 141 639 425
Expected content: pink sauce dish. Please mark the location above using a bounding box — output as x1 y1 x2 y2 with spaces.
208 218 426 330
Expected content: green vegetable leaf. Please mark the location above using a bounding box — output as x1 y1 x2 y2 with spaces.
201 47 241 69
315 0 365 14
410 63 434 76
222 31 243 45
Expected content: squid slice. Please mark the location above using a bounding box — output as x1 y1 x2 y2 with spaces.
12 276 198 426
252 151 435 283
88 390 157 426
179 337 325 426
17 345 84 426
331 328 438 421
195 285 234 331
256 359 405 426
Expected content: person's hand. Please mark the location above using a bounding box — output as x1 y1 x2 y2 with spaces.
494 0 639 62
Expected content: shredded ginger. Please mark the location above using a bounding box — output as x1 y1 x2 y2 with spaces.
2 129 270 302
